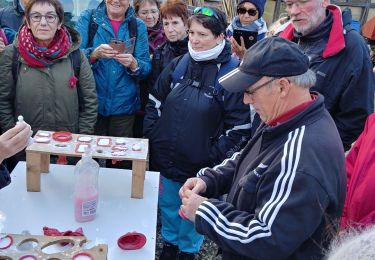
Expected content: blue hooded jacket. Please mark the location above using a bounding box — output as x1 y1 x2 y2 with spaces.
76 2 151 116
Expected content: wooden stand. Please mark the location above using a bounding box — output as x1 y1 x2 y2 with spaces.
26 131 148 199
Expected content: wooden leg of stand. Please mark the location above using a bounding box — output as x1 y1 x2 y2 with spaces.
40 153 50 173
26 152 42 192
131 160 146 199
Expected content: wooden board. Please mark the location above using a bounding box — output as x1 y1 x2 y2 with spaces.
0 233 107 259
27 131 148 161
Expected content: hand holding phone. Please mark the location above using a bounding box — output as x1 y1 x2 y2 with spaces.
109 37 136 54
233 30 257 49
109 38 126 53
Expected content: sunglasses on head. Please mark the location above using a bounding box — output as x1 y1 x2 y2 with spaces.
237 7 258 16
193 7 219 20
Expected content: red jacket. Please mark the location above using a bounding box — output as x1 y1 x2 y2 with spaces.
341 113 375 229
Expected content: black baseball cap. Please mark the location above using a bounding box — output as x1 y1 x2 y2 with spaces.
219 37 310 92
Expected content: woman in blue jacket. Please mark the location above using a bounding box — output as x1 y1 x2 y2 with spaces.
76 0 151 156
144 7 251 260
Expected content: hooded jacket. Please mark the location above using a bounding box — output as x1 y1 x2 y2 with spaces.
0 26 98 134
0 0 24 31
280 5 374 151
144 42 251 183
195 94 346 260
76 2 152 116
341 113 375 229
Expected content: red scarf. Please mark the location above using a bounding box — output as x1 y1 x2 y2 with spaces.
18 25 71 67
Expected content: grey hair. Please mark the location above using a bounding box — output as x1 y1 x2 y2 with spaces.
325 225 375 260
287 69 316 89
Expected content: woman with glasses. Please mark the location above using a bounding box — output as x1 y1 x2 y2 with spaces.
133 0 167 137
134 0 166 55
227 0 267 60
144 7 251 260
0 0 97 170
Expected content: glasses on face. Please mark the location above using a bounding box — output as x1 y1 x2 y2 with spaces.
244 77 278 96
193 7 219 20
237 7 258 16
139 9 159 16
29 12 58 23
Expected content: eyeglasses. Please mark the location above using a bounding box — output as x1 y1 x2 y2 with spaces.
237 7 258 16
139 9 159 16
193 7 219 20
30 12 58 23
244 78 278 96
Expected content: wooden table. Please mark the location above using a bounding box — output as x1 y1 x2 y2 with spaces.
0 162 160 260
26 131 149 198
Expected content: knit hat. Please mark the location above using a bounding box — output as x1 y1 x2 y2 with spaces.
237 0 266 18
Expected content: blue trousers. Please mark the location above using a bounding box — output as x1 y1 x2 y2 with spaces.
159 176 204 253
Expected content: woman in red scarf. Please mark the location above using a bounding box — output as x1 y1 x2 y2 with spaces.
0 0 98 171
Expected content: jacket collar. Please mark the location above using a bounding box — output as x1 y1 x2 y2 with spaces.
280 5 345 58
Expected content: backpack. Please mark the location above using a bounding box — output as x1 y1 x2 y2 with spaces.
171 53 240 109
11 47 85 112
87 9 137 48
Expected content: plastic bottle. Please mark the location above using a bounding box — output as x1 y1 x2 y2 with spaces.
74 147 99 222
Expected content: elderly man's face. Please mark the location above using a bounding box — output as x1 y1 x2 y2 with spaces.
243 77 280 124
285 0 328 36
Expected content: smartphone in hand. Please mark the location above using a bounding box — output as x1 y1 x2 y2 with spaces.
109 38 126 53
233 30 257 49
109 37 136 54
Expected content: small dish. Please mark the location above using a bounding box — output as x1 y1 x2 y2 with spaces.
117 232 146 250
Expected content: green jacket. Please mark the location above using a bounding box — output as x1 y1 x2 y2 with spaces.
0 27 97 134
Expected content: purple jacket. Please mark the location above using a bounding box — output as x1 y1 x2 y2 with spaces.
147 23 166 55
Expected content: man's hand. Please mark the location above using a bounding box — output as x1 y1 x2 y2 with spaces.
114 54 138 70
179 177 207 199
91 44 118 60
229 36 246 60
0 123 32 164
180 189 207 222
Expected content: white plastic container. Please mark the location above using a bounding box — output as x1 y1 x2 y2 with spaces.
74 148 99 222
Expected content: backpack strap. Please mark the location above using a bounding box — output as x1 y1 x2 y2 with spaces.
129 17 137 39
171 54 240 109
170 53 190 86
11 45 20 85
87 9 98 48
68 49 84 112
210 57 240 108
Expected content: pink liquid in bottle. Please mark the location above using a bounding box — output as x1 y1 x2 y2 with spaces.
74 188 98 222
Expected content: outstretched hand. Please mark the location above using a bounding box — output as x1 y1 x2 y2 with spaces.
0 123 32 164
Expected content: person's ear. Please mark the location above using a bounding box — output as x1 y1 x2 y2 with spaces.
57 22 62 30
216 33 224 44
278 78 291 97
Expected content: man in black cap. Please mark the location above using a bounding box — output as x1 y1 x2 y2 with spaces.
179 37 346 260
